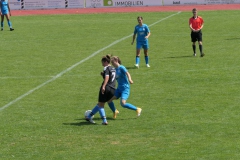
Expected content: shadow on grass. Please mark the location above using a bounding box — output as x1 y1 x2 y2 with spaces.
165 55 193 58
225 38 240 40
126 66 137 70
63 117 136 126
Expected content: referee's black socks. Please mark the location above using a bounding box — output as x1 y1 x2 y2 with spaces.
192 45 196 53
199 45 203 53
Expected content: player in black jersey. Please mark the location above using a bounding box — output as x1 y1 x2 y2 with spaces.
86 55 119 125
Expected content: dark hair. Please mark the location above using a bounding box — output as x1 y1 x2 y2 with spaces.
137 16 143 20
192 8 197 12
111 56 121 65
101 54 112 63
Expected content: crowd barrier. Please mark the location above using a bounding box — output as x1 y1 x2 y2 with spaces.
9 0 240 10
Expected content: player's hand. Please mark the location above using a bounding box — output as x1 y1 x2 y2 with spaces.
129 79 133 84
101 87 105 94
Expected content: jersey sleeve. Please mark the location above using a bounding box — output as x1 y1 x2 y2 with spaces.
145 25 150 33
134 26 137 34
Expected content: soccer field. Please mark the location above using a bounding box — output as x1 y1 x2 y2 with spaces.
0 10 240 159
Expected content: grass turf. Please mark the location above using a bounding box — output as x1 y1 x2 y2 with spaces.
0 10 240 159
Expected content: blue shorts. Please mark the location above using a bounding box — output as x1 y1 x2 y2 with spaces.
114 88 130 100
136 41 149 50
1 9 9 15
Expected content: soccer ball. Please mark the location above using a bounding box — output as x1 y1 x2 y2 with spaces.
85 110 94 118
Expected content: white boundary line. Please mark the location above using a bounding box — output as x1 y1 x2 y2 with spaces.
0 12 181 111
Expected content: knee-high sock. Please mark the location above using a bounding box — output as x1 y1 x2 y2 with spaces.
88 105 99 118
108 101 116 112
7 20 12 28
199 45 203 53
136 56 140 64
121 102 137 111
145 56 149 64
192 45 196 53
99 107 107 123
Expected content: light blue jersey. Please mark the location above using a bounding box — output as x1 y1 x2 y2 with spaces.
1 0 9 15
116 65 129 90
134 24 150 42
114 65 130 100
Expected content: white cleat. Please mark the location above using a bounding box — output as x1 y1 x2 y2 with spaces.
134 64 139 69
146 64 150 68
85 117 95 124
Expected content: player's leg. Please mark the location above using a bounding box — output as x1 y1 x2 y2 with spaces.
98 102 108 125
119 90 142 116
135 42 141 68
198 32 204 57
1 15 4 30
143 41 150 67
191 32 197 56
106 87 119 119
5 13 13 31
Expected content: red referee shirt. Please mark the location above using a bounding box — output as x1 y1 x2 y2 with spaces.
189 16 204 30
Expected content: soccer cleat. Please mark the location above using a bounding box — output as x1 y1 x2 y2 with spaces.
134 64 139 69
102 122 108 125
146 64 150 68
10 28 14 31
85 117 95 124
136 108 142 117
193 53 196 56
200 53 205 57
113 109 119 119
1 28 3 31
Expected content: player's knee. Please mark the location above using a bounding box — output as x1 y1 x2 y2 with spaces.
120 101 126 107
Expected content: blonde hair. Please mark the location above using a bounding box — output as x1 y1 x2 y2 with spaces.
111 56 121 64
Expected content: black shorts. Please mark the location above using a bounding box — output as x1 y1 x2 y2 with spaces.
98 85 115 103
191 30 202 42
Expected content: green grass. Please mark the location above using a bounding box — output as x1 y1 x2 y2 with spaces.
0 10 240 159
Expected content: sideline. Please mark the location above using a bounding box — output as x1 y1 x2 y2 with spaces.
0 11 181 111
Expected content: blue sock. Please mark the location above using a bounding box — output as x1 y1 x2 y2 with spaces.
145 56 149 64
136 56 140 64
88 105 99 118
7 21 12 28
108 101 116 112
122 103 137 111
1 22 3 28
99 107 107 123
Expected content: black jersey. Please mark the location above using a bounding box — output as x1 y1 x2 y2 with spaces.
102 66 116 89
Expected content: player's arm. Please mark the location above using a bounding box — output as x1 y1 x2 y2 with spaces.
101 75 109 94
126 72 133 84
7 1 11 16
145 32 150 39
131 33 136 45
189 19 195 32
0 3 2 15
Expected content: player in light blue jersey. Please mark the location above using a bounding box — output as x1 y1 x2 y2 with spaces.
109 56 142 117
131 16 150 68
0 0 14 31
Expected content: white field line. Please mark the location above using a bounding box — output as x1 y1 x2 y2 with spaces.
0 12 181 111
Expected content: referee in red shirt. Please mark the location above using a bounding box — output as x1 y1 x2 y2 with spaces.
189 8 205 57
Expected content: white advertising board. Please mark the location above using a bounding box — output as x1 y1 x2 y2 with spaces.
163 0 203 5
202 0 240 4
9 0 22 10
23 0 65 9
86 0 163 8
66 0 84 8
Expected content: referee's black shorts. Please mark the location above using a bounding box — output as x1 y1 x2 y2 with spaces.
98 85 115 103
191 30 202 42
